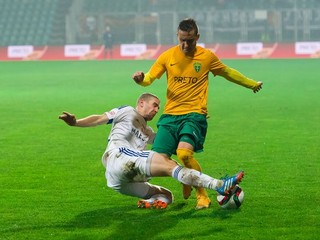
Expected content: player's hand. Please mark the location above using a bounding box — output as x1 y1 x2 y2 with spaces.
132 71 145 84
59 111 77 126
253 81 263 93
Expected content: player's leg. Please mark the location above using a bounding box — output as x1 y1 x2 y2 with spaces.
119 182 173 209
150 151 244 196
178 113 211 209
172 165 244 196
151 115 205 206
176 145 195 200
104 147 173 209
109 46 113 58
176 146 211 209
151 122 178 158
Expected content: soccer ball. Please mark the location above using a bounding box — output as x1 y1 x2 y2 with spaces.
216 185 244 209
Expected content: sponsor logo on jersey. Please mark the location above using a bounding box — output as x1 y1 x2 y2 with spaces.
174 76 198 84
131 128 147 142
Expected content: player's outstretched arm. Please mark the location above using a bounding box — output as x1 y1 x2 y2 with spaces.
219 67 263 93
59 111 109 127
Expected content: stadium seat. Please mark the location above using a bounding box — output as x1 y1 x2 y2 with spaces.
0 0 60 46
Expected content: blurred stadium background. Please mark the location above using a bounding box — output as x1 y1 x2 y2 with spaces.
0 0 319 59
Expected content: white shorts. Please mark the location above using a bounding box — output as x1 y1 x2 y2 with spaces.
102 147 155 192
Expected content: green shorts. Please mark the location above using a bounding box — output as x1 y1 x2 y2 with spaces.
151 113 208 156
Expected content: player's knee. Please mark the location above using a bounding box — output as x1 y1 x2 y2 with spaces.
177 148 193 165
161 189 174 204
149 186 174 204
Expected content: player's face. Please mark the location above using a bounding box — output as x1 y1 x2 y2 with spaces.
177 29 199 55
142 98 160 121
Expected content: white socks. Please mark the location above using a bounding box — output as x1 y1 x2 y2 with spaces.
172 166 220 190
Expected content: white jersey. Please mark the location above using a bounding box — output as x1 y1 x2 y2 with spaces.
104 106 156 152
101 105 156 189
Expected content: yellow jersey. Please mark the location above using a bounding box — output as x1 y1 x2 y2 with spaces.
149 45 226 115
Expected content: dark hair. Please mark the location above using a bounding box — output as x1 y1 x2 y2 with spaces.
178 18 199 35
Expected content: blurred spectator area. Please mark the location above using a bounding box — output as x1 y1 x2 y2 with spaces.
0 0 319 47
0 0 73 46
77 0 320 45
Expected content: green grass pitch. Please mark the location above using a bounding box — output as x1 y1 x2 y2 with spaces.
0 59 319 239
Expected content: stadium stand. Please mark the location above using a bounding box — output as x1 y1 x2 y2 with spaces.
84 0 139 13
0 0 73 46
0 0 318 47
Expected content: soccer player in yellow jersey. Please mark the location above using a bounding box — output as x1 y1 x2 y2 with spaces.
132 18 263 210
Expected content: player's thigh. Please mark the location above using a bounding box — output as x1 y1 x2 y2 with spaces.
120 182 173 200
180 113 207 152
106 148 153 189
152 125 178 156
149 152 178 177
119 182 153 198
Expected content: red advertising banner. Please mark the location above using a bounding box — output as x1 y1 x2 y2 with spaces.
0 43 320 61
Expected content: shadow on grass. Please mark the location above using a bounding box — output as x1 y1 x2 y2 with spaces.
63 201 241 239
0 202 241 239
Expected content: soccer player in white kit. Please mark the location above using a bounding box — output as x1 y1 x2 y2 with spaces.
59 93 244 209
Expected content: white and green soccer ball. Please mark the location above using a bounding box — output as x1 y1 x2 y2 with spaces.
217 185 244 209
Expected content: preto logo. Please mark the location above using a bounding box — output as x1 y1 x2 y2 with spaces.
174 76 198 84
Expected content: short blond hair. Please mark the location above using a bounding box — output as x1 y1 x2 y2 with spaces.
137 92 159 105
